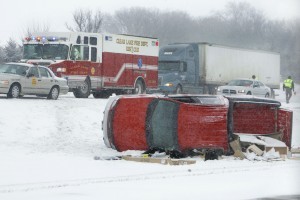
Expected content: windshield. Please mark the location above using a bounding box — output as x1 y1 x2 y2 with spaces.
23 44 69 60
0 64 28 76
158 61 181 72
228 79 253 86
147 99 180 150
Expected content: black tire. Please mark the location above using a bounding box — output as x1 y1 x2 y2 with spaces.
271 89 275 99
203 85 209 94
265 93 270 98
133 80 144 94
93 91 111 99
73 79 91 98
175 85 182 94
47 86 60 100
7 84 21 98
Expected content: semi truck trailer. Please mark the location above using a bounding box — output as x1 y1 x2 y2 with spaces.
158 43 280 97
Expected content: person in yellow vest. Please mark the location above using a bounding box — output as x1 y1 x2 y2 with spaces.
283 75 295 103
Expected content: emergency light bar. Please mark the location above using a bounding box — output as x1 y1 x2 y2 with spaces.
24 36 67 42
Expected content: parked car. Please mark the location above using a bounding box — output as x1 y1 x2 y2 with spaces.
216 78 271 98
102 94 292 155
0 62 69 99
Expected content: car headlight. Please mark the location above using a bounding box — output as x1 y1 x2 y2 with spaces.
217 87 220 92
164 83 173 87
0 80 9 85
57 67 66 72
238 90 246 93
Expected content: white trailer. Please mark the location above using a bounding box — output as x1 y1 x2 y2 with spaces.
202 44 280 89
158 43 280 95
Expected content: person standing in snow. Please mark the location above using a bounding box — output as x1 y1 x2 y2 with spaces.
283 75 295 103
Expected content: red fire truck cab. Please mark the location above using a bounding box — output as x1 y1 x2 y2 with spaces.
22 32 159 98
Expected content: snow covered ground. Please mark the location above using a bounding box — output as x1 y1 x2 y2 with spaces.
0 85 300 200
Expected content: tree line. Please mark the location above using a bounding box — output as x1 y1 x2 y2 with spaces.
0 2 299 81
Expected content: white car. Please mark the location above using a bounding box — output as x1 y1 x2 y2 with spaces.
217 78 271 98
0 63 69 99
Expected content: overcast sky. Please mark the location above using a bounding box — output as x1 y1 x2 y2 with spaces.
1 0 300 46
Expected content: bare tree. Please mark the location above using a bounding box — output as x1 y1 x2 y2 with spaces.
4 38 22 62
111 7 197 45
23 22 50 37
112 7 161 36
214 2 268 48
0 46 5 63
66 9 103 33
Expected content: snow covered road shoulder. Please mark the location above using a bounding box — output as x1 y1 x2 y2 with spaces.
0 89 300 200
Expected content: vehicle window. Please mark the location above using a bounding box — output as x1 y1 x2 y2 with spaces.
24 44 69 60
147 100 179 150
84 36 88 44
197 96 223 104
259 82 264 87
39 67 51 78
28 67 40 78
159 61 181 72
228 80 253 86
91 47 97 62
71 45 81 60
16 66 28 76
76 36 81 44
83 46 89 60
90 37 97 45
170 96 223 105
253 81 260 87
0 64 8 73
0 64 28 75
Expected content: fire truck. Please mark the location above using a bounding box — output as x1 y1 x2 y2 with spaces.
21 32 159 98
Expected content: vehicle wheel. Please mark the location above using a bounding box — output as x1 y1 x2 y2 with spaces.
246 91 252 95
175 85 182 94
203 85 209 94
7 84 20 98
93 91 111 99
265 93 270 98
48 86 60 100
271 89 275 99
133 80 144 94
73 79 91 98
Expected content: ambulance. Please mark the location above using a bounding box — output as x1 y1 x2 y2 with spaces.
22 32 159 98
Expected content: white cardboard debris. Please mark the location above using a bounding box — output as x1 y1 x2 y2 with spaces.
238 134 287 147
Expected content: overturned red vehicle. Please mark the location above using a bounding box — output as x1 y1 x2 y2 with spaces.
102 94 293 155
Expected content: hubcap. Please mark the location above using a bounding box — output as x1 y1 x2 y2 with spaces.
81 82 88 94
12 86 20 98
52 88 59 99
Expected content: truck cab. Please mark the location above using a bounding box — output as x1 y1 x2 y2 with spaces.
158 44 199 94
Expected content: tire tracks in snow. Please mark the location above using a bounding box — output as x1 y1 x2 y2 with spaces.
0 161 299 193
